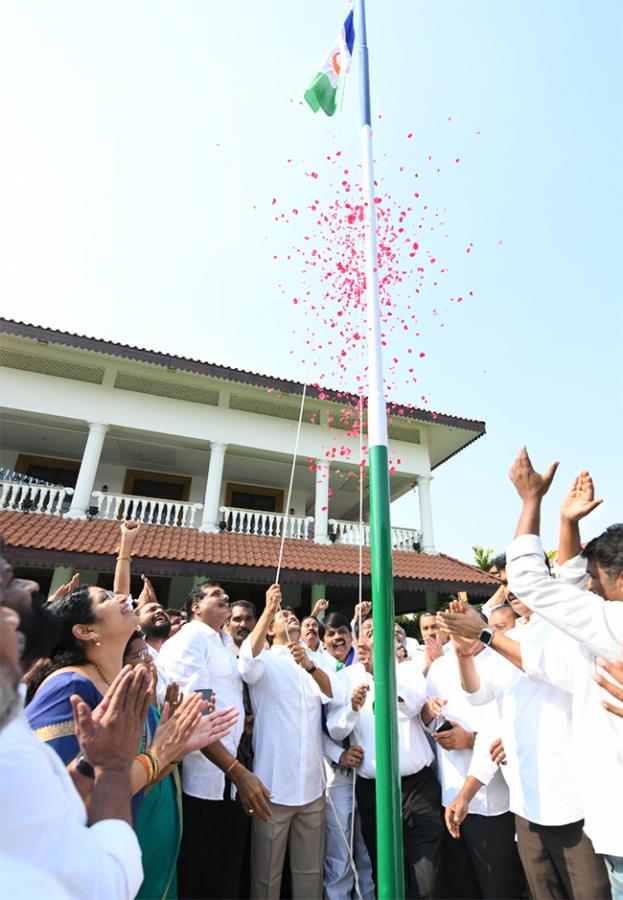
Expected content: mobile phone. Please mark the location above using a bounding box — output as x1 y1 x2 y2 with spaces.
198 688 213 713
457 591 469 603
435 719 453 734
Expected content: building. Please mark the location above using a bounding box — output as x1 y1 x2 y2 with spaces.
0 318 498 613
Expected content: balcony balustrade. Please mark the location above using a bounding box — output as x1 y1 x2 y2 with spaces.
91 491 203 528
0 479 74 515
328 518 421 551
219 506 314 540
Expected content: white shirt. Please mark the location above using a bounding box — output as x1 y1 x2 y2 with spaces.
326 660 434 780
426 649 509 816
238 639 331 806
507 534 623 856
466 617 585 826
157 619 244 800
146 643 169 708
0 712 143 899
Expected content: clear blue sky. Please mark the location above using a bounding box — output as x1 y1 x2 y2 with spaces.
1 1 621 562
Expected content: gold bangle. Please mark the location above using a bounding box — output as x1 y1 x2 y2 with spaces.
226 758 240 776
117 555 132 562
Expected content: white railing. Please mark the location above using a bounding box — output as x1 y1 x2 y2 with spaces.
0 479 74 515
329 518 421 551
220 506 314 540
92 491 203 528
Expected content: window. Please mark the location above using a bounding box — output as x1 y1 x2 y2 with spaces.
14 454 80 489
225 483 284 513
122 469 191 501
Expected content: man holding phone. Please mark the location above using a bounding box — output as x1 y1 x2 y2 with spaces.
425 625 521 898
157 581 270 900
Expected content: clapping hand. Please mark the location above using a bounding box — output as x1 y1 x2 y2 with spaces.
560 471 603 523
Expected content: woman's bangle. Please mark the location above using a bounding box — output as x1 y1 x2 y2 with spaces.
226 758 240 776
136 750 160 786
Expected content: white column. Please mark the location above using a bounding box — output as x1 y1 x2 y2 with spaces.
417 475 436 553
66 423 109 519
314 459 330 544
200 442 227 533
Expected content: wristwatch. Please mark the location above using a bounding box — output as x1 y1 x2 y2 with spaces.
74 752 95 779
479 627 495 646
307 663 317 675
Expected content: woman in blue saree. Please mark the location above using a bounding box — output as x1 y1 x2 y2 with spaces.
26 584 219 900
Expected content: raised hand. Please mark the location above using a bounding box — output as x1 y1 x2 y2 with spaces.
353 600 371 621
509 447 559 501
137 574 158 608
48 572 80 603
560 471 603 522
288 642 312 670
265 584 282 618
311 597 329 618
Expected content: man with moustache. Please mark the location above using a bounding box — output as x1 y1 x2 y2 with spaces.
239 589 333 899
227 600 258 650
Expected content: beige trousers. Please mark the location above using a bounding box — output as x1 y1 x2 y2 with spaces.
251 794 325 899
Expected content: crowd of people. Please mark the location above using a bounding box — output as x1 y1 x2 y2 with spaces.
0 448 621 900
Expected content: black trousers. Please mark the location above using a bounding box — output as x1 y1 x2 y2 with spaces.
356 766 444 899
442 811 523 899
177 790 250 899
515 815 611 900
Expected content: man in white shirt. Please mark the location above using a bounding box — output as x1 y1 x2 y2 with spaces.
505 452 623 896
157 580 270 900
327 616 445 899
319 612 375 900
239 586 333 899
425 637 521 898
439 594 611 899
0 559 146 899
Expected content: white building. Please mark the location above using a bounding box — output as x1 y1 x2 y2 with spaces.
0 318 498 613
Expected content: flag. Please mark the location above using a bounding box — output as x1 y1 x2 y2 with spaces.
304 10 355 117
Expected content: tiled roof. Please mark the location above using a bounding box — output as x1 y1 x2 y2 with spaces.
0 318 486 433
0 511 499 593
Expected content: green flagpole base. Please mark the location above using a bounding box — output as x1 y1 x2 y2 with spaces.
369 443 405 900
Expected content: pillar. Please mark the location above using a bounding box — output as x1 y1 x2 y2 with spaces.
66 423 109 519
311 583 325 610
199 441 227 532
417 474 436 553
314 459 330 544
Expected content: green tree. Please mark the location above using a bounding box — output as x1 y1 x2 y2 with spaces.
472 545 494 571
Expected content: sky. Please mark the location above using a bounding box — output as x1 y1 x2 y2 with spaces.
1 1 621 563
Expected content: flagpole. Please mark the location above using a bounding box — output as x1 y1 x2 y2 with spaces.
357 2 405 898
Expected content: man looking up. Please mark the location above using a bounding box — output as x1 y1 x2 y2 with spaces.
301 614 323 659
157 581 270 900
138 601 171 654
327 616 445 897
239 587 333 899
227 600 258 650
319 612 374 900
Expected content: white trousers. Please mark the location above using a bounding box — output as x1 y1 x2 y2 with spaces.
324 766 376 900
